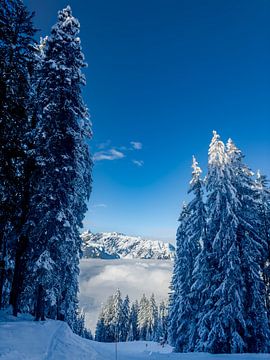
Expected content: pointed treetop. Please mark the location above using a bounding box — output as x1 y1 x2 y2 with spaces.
35 36 48 57
226 137 234 151
208 130 227 166
53 5 80 37
115 288 121 296
190 155 202 185
226 138 242 161
226 138 254 177
212 130 219 142
59 5 72 19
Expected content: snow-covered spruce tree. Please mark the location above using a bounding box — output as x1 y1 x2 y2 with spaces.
168 204 188 348
73 309 92 339
156 300 168 343
95 290 129 342
95 309 107 342
255 171 270 251
128 300 139 341
168 156 206 352
148 294 158 341
226 139 270 352
196 131 248 353
0 0 36 311
19 6 92 328
95 298 112 342
100 295 116 342
111 289 123 341
138 294 150 340
120 295 130 341
13 45 50 315
255 171 270 317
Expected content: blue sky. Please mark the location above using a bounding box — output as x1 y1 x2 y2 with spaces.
25 0 270 241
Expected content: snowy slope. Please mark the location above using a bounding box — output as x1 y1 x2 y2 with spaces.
0 317 172 360
81 231 175 260
1 318 270 360
0 320 101 360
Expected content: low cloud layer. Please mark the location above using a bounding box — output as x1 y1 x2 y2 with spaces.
79 259 172 332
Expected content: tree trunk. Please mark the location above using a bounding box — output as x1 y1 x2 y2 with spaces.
0 259 5 308
0 230 6 308
9 157 35 315
35 284 45 321
9 234 28 316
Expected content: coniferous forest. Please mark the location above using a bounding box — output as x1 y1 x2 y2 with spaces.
1 0 270 357
0 1 92 335
95 290 168 343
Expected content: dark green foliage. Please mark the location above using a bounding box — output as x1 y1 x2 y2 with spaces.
0 0 36 312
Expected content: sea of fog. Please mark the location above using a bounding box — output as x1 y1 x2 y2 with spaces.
79 259 173 332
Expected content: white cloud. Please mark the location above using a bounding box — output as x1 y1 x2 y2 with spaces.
130 141 143 150
93 149 125 162
132 160 144 167
79 259 172 331
93 141 143 165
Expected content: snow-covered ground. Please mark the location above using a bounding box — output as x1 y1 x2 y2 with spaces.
1 318 270 360
79 259 172 331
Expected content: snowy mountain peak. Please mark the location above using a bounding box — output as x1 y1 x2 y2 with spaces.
81 231 175 260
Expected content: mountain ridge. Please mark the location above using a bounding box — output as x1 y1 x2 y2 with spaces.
81 231 175 260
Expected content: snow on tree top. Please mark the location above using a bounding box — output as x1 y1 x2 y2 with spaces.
208 130 228 166
190 155 202 186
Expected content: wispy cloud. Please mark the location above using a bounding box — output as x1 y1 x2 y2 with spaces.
132 160 144 167
93 140 143 164
130 141 143 150
96 140 111 150
93 149 125 162
92 203 107 208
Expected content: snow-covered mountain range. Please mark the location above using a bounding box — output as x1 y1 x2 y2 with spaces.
81 231 175 260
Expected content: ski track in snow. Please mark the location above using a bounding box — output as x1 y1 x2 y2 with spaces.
2 319 270 359
45 322 66 360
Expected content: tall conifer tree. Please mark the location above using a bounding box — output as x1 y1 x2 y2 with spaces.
19 6 92 328
128 301 139 341
120 295 130 341
226 139 270 352
168 156 206 351
255 171 270 317
196 131 247 353
138 294 150 340
0 0 36 311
